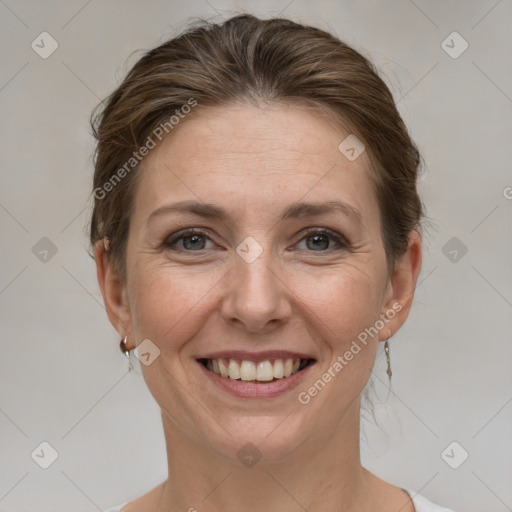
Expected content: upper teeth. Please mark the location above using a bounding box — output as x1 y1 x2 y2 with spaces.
206 358 303 381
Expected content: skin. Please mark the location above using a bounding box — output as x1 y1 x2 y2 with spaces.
95 101 422 512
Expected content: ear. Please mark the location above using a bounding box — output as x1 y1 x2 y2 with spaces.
94 239 132 346
378 230 422 341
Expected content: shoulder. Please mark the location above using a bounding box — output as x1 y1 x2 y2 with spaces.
103 502 129 512
104 490 456 512
404 489 457 512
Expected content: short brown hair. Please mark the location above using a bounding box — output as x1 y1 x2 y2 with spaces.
89 13 424 281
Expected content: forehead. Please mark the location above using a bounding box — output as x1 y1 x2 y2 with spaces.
132 101 378 227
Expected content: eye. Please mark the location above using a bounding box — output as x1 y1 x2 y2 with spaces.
294 228 349 252
163 229 215 251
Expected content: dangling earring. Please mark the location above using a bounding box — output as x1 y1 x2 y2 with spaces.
120 335 134 372
384 336 392 383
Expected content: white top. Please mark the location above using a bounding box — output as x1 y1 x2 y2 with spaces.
103 488 456 511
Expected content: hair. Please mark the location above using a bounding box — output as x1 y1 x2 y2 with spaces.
88 13 425 283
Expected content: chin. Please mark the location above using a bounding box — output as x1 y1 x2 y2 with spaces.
197 412 316 465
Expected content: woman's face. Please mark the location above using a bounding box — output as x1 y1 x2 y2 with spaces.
99 101 420 461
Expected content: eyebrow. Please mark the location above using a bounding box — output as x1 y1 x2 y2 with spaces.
147 199 362 225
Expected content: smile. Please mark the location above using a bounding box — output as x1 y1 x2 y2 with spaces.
196 350 316 398
199 357 314 382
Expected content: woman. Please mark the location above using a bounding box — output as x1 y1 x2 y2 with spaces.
91 13 455 512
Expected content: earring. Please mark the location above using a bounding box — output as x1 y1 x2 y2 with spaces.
120 335 134 372
384 337 392 382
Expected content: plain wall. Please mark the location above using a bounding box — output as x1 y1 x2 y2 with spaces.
0 1 511 511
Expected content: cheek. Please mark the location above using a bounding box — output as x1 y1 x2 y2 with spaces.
289 265 384 348
292 270 384 410
128 262 224 350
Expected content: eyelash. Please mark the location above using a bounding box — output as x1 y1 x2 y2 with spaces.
162 227 350 254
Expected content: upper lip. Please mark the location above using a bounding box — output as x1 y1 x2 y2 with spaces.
197 350 316 363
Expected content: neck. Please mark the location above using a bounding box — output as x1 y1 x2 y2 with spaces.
155 397 377 512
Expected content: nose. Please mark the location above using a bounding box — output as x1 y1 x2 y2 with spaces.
220 249 292 334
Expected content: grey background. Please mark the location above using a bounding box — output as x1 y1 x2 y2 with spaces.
0 1 511 511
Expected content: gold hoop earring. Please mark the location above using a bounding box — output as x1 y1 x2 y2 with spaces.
120 335 134 373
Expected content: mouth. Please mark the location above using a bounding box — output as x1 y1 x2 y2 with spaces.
198 356 315 383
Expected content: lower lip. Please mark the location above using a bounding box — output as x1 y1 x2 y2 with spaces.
197 360 314 398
